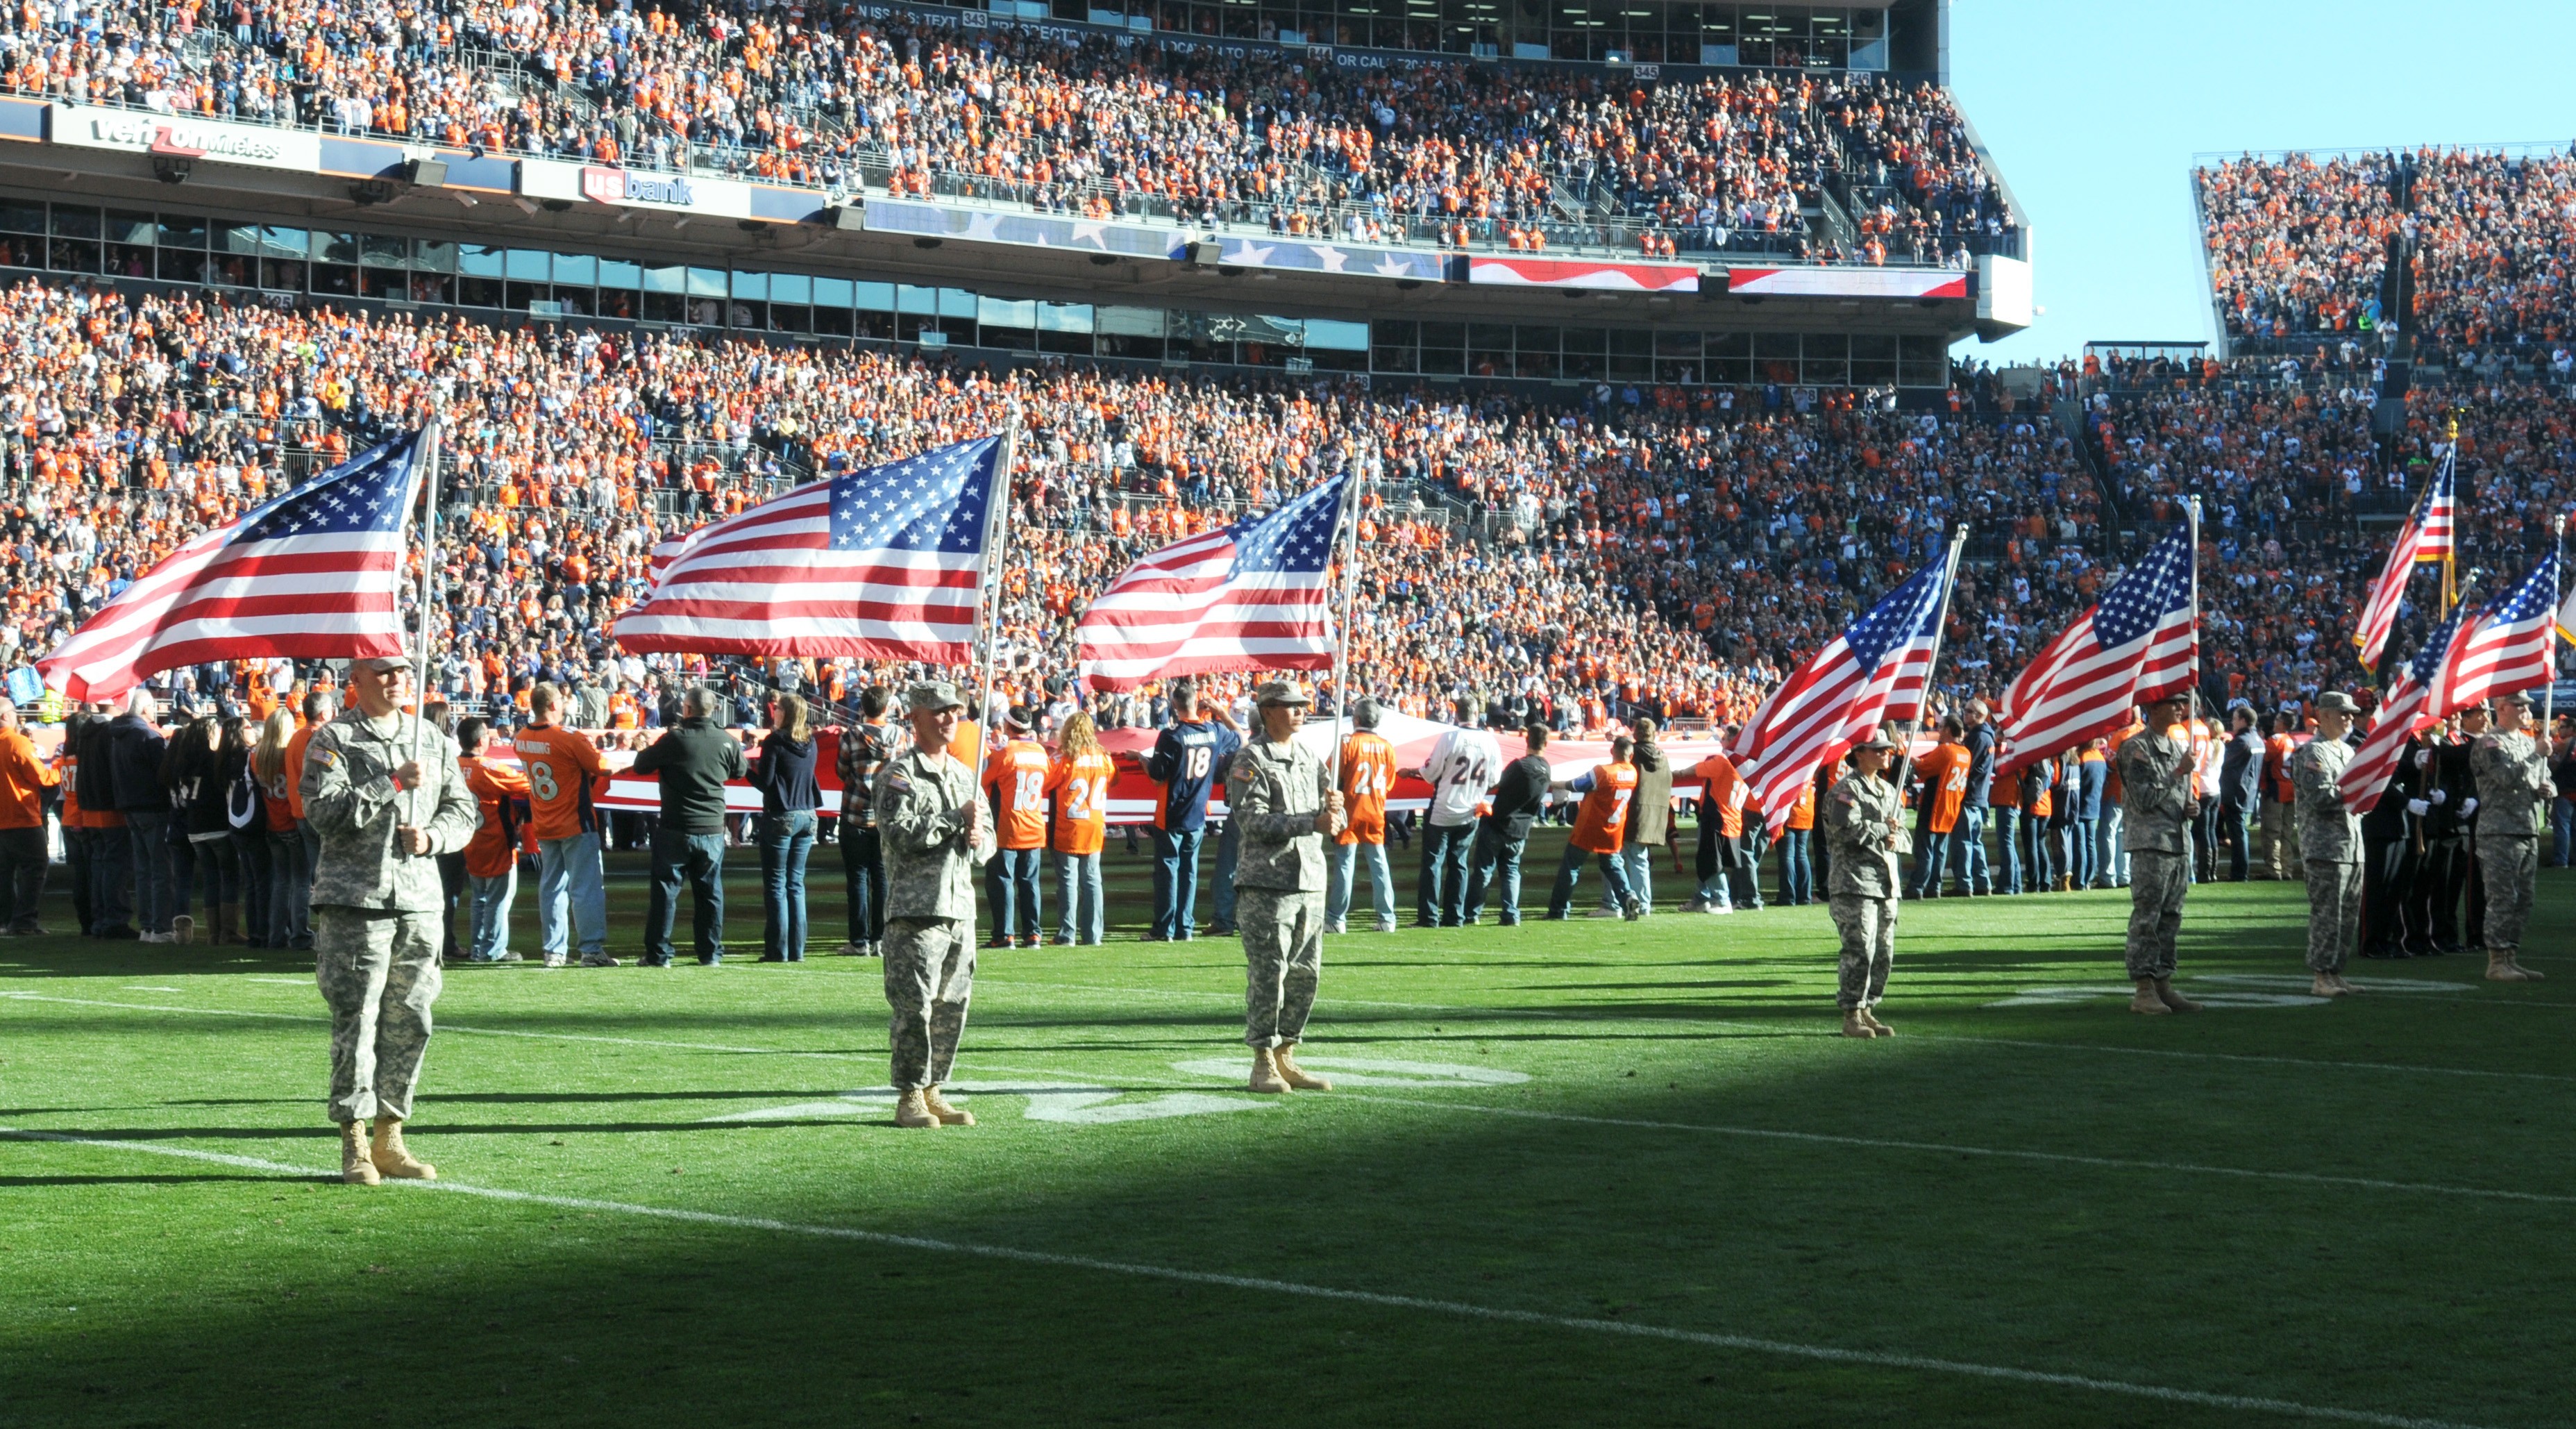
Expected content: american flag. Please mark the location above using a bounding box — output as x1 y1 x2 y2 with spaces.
614 435 1006 660
2342 596 2475 814
38 431 427 704
1994 523 2198 779
1076 471 1350 692
2353 446 2454 668
2433 552 2559 718
1731 556 1951 833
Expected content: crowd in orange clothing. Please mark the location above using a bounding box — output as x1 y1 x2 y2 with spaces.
0 1 2014 262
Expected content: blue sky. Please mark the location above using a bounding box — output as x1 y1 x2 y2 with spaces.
1947 0 2576 365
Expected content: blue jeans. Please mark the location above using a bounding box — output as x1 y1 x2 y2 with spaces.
986 845 1041 942
838 823 884 944
759 810 814 961
645 828 727 964
1463 821 1524 923
537 830 608 960
1910 828 1951 897
1949 805 1989 894
1328 839 1397 930
2075 817 2102 888
1420 821 1474 926
2100 808 2129 885
1777 827 1813 905
1599 844 1656 912
294 821 321 946
1152 826 1203 938
1052 849 1103 944
90 821 131 934
1210 819 1240 929
2555 796 2575 868
124 810 173 934
469 868 517 960
1994 808 2023 894
1546 840 1635 918
266 828 309 946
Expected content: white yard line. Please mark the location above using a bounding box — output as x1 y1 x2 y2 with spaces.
0 992 870 1062
0 1123 2497 1429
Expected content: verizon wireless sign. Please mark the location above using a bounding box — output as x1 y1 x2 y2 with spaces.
56 105 320 170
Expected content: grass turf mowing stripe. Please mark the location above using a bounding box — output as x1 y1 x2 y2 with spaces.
0 992 872 1060
0 1123 2498 1429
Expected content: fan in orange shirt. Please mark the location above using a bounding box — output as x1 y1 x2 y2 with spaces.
455 716 532 963
1545 735 1642 919
1328 700 1399 935
982 706 1050 949
1043 712 1116 946
1684 746 1748 912
514 682 611 967
1905 717 1971 899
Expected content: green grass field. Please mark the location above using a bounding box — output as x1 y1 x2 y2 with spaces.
2 828 2568 1428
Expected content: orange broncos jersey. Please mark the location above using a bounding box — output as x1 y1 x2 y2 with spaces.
1044 749 1117 855
984 738 1052 851
1571 760 1638 854
1336 730 1395 846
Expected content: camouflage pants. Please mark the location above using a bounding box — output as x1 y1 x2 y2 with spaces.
2259 800 2300 879
2303 859 2362 973
1828 892 1897 1008
1240 887 1324 1048
314 906 441 1125
883 916 975 1092
2124 850 2189 980
2477 834 2539 951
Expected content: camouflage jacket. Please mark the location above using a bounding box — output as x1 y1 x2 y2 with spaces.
1225 732 1331 893
2115 731 2195 854
299 709 479 913
1821 771 1908 899
2470 730 2552 839
876 746 995 920
2287 735 2361 863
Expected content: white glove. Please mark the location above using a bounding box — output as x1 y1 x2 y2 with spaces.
2406 798 2430 817
2462 798 2480 818
2430 788 2448 805
2414 749 2432 769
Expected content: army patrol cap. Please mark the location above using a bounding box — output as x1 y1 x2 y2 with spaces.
906 680 967 713
2500 690 2536 709
1852 730 1899 753
2315 691 2362 715
353 653 413 674
1254 679 1311 707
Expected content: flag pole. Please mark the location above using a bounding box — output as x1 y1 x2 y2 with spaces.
1887 523 1969 798
975 424 1019 751
2550 511 2565 736
407 414 444 826
2184 495 2203 724
1329 447 1368 769
2442 418 2459 615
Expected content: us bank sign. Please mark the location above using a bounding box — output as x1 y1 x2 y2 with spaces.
520 156 755 219
56 105 321 170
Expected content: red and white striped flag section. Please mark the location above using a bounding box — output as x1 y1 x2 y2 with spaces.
1994 522 2198 779
2432 551 2560 718
2341 596 2475 814
1731 551 1953 833
37 432 428 704
614 435 1008 660
2353 444 2455 668
1076 471 1352 692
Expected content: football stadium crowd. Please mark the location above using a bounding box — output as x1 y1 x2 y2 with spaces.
0 0 2017 262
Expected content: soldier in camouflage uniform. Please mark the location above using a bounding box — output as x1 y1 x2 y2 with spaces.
2471 692 2552 983
875 681 997 1128
2289 691 2366 997
1821 731 1908 1039
299 654 481 1186
1227 680 1345 1094
2116 694 2204 1015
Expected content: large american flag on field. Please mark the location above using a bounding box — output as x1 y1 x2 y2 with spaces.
2343 596 2475 814
614 435 1006 660
37 431 428 703
1075 471 1351 692
2353 446 2455 668
1994 523 2198 779
2433 552 2559 718
1731 557 1951 833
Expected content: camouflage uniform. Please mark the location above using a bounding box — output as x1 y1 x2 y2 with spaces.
2114 729 2196 980
1227 728 1331 1048
2470 728 2551 953
1821 769 1908 1010
2288 736 2362 974
299 708 480 1126
876 744 995 1091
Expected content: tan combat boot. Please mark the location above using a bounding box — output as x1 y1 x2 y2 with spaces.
171 913 195 946
2486 950 2532 983
2129 980 2172 1015
1859 1007 1895 1036
369 1118 436 1180
921 1087 975 1126
893 1089 941 1128
1248 1047 1290 1094
2153 978 2203 1013
341 1122 380 1186
2330 973 2366 995
1274 1045 1332 1090
2510 952 2545 980
1841 1009 1879 1038
2310 973 2345 998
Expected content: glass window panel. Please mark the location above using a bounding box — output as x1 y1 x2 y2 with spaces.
410 240 457 274
357 233 406 267
553 252 598 284
1561 327 1607 358
1655 331 1702 357
850 280 893 311
813 276 855 308
155 214 208 248
104 210 153 245
770 272 811 305
1036 301 1094 333
1706 331 1750 358
1753 331 1801 362
1610 329 1653 357
978 296 1036 328
0 202 42 234
51 206 99 240
312 231 358 263
1513 324 1559 356
897 284 938 315
686 266 727 297
641 264 685 294
1372 319 1418 345
938 287 978 319
258 225 307 259
730 269 768 301
1095 305 1164 336
1305 318 1370 351
598 258 642 289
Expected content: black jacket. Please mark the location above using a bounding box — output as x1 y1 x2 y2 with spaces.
630 718 748 833
1484 753 1554 842
750 730 820 815
2219 730 2264 810
103 714 169 814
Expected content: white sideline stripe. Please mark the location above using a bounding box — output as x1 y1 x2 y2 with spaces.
1914 1033 2576 1085
0 1124 2495 1429
0 994 868 1061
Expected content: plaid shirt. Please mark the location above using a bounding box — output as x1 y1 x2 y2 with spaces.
835 720 901 828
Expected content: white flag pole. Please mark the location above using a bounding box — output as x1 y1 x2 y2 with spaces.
1888 523 1970 798
407 415 444 826
975 424 1019 751
1329 453 1367 767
